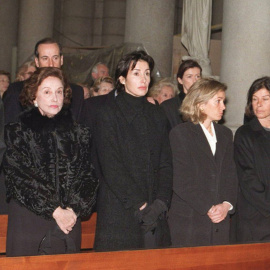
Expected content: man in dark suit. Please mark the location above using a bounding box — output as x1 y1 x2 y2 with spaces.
3 37 84 124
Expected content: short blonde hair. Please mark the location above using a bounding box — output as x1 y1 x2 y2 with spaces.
181 78 227 124
16 61 36 81
92 76 114 94
148 77 179 98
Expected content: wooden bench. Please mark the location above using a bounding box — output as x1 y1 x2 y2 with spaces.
0 213 97 254
1 242 270 269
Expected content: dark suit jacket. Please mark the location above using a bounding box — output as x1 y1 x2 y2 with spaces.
3 81 84 124
234 117 270 243
168 121 238 247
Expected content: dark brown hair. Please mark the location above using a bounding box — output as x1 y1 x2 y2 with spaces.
20 67 71 107
34 37 62 58
115 50 154 93
245 76 270 117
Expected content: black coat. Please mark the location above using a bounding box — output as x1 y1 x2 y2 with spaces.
234 117 270 243
3 108 98 256
94 92 172 251
160 92 185 130
81 92 113 179
0 97 5 164
3 81 84 124
168 122 238 247
0 97 7 214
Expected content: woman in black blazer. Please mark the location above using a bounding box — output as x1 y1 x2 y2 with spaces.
234 76 270 243
168 78 238 247
94 51 172 251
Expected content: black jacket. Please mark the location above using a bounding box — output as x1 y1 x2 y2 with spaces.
0 97 5 164
168 121 238 247
94 91 172 251
160 91 185 130
3 81 84 124
234 117 270 243
3 107 98 219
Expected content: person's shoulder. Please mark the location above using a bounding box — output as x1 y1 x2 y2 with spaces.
215 123 233 136
6 81 24 93
5 121 22 135
170 121 191 135
85 93 109 105
160 96 179 109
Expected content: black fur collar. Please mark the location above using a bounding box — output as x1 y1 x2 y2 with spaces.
20 107 74 133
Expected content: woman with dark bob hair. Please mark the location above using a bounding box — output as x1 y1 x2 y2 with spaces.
234 76 270 243
3 67 98 256
168 78 238 247
161 59 202 130
94 50 172 251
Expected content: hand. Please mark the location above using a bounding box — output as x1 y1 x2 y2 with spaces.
207 203 230 223
53 207 77 234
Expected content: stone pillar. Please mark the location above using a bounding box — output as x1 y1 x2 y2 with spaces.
125 0 175 77
220 0 270 132
102 0 126 46
0 0 19 72
17 0 54 66
58 0 95 47
92 0 104 46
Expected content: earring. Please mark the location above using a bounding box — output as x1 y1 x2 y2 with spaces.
34 101 38 107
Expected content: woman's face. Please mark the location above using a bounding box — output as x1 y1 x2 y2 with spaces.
23 66 36 80
34 76 64 118
252 88 270 122
0 74 10 96
98 82 114 96
200 90 226 123
156 86 175 104
120 60 150 97
178 67 201 94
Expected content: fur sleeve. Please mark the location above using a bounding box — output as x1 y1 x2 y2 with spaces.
3 123 59 220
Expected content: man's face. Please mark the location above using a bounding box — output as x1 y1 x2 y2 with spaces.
92 64 109 80
35 43 63 68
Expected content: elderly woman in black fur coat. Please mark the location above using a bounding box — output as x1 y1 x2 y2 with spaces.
3 67 98 257
94 51 172 251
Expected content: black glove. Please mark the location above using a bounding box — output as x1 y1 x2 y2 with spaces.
134 199 167 233
141 199 167 225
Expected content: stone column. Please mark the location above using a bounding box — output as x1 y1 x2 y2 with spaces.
0 0 19 72
102 0 126 46
125 0 175 78
220 0 270 132
58 0 95 47
92 0 104 46
17 0 54 66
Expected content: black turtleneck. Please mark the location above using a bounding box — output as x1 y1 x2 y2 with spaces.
122 91 145 112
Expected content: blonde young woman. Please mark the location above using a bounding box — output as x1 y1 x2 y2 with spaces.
168 78 238 247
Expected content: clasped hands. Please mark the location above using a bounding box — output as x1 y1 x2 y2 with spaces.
53 206 77 234
207 202 231 223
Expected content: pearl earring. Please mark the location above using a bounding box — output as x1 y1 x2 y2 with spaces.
34 101 38 107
